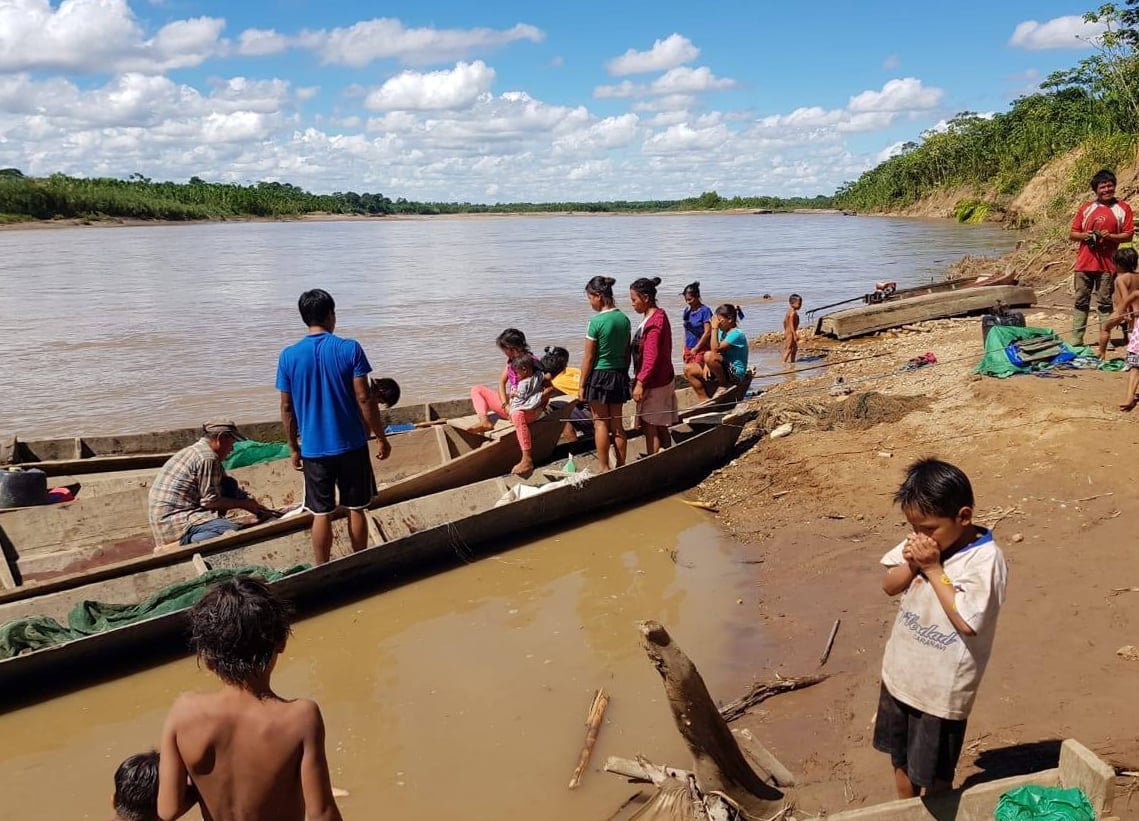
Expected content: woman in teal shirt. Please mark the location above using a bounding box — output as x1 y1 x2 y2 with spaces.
684 303 748 400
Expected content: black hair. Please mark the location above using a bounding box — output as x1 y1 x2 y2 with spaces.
495 328 530 353
1114 247 1138 274
682 281 701 298
510 354 536 374
893 458 975 518
715 303 744 322
539 346 569 377
114 751 159 821
789 293 802 304
1090 169 1117 191
630 276 662 302
298 289 335 327
189 577 292 686
585 276 617 307
370 377 401 409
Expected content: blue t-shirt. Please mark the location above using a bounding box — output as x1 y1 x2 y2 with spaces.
682 304 713 350
276 332 372 458
719 328 749 379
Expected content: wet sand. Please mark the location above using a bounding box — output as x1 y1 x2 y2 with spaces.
0 498 769 820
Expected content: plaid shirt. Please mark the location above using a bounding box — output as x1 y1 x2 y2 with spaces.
147 439 225 545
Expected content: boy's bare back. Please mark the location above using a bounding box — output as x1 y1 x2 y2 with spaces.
161 689 339 821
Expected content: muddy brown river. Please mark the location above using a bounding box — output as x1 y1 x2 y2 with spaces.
0 499 772 820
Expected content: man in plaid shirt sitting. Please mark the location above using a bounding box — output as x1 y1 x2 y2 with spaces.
147 420 277 547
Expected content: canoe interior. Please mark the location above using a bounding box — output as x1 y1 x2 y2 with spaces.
0 409 749 694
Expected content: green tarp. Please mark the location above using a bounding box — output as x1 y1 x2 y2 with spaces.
222 440 293 471
974 325 1090 378
0 564 308 660
994 785 1094 821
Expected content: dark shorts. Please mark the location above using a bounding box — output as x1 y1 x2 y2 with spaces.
872 684 967 788
584 368 631 405
302 446 376 515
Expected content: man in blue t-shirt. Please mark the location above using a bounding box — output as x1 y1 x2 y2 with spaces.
277 289 391 564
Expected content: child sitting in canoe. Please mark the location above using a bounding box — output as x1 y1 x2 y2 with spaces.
157 577 342 821
507 355 546 476
469 328 541 434
1097 248 1139 360
111 750 168 821
541 346 593 442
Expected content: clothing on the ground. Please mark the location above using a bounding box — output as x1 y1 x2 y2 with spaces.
1073 271 1115 315
632 308 676 389
276 331 372 458
584 368 631 405
510 408 541 451
880 528 1007 721
682 304 713 351
637 383 679 427
549 367 581 396
182 517 240 545
872 682 967 788
148 439 227 545
302 445 376 514
586 308 631 371
509 373 545 412
717 328 749 381
1072 199 1134 272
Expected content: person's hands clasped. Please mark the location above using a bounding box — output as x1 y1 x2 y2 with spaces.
904 532 942 572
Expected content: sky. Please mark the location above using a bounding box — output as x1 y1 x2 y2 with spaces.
0 0 1115 202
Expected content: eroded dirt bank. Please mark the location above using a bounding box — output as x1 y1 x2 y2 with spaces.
685 308 1139 817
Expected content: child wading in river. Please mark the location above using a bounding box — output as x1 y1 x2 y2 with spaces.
157 577 342 821
506 354 545 475
111 751 166 821
874 458 1008 799
783 294 802 363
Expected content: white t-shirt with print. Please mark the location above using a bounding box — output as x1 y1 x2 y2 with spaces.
880 529 1008 721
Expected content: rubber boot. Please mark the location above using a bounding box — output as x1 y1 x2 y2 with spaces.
1070 309 1089 347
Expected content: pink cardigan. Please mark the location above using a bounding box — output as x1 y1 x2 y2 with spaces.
633 308 675 389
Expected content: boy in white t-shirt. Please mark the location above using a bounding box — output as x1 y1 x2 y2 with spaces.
874 458 1008 799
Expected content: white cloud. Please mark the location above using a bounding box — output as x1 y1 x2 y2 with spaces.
848 77 942 112
632 94 697 113
1009 15 1106 50
0 0 224 73
605 33 699 76
297 18 543 67
594 66 735 99
364 61 495 112
643 123 730 154
882 54 900 70
552 113 640 154
238 28 289 57
876 140 909 163
296 86 320 102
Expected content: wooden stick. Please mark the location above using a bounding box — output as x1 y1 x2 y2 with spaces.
569 688 610 789
719 673 830 723
682 499 719 512
818 619 841 668
1075 492 1114 503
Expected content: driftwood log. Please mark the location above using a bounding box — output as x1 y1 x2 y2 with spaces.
637 620 787 818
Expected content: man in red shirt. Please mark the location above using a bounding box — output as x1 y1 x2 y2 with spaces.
1069 169 1134 345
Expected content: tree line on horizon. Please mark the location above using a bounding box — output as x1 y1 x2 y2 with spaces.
834 1 1139 218
0 167 836 223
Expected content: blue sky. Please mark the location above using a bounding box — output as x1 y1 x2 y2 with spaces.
0 0 1110 201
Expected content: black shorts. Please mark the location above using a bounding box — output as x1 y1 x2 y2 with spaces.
584 368 631 405
302 446 376 514
872 684 967 788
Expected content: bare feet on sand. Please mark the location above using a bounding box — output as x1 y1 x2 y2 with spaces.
511 458 534 477
1121 398 1137 412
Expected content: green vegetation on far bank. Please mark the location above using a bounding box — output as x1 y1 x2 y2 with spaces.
0 169 835 224
835 2 1139 220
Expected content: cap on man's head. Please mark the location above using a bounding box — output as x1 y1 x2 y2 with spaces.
202 420 246 441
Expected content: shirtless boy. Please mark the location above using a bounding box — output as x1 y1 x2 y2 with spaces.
1097 248 1139 359
157 577 341 821
112 751 163 821
783 294 802 363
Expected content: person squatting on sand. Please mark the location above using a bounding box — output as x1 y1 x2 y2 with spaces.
157 577 342 821
578 276 632 472
874 458 1008 799
277 289 391 565
629 276 679 455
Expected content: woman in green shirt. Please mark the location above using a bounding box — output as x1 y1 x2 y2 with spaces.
578 275 632 471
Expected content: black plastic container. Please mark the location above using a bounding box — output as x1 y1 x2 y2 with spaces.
0 467 47 508
982 310 1025 342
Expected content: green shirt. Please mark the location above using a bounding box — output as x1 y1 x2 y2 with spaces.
586 308 631 370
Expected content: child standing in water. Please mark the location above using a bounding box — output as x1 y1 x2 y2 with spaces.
630 276 679 455
680 281 713 365
579 275 631 472
783 294 802 363
469 328 539 434
506 355 545 475
157 577 342 821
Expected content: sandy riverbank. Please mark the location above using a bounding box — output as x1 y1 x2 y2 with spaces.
672 300 1139 817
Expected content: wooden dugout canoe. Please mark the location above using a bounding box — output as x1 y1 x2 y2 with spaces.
0 409 751 696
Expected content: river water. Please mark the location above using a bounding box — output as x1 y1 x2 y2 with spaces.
0 214 1016 438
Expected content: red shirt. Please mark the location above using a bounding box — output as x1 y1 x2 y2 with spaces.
1071 199 1134 272
632 308 675 389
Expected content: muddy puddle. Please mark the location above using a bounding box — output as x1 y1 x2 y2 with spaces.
0 497 770 821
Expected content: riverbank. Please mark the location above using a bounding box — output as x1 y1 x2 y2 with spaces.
681 304 1139 816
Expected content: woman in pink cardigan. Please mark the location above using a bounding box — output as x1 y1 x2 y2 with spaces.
629 277 679 455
